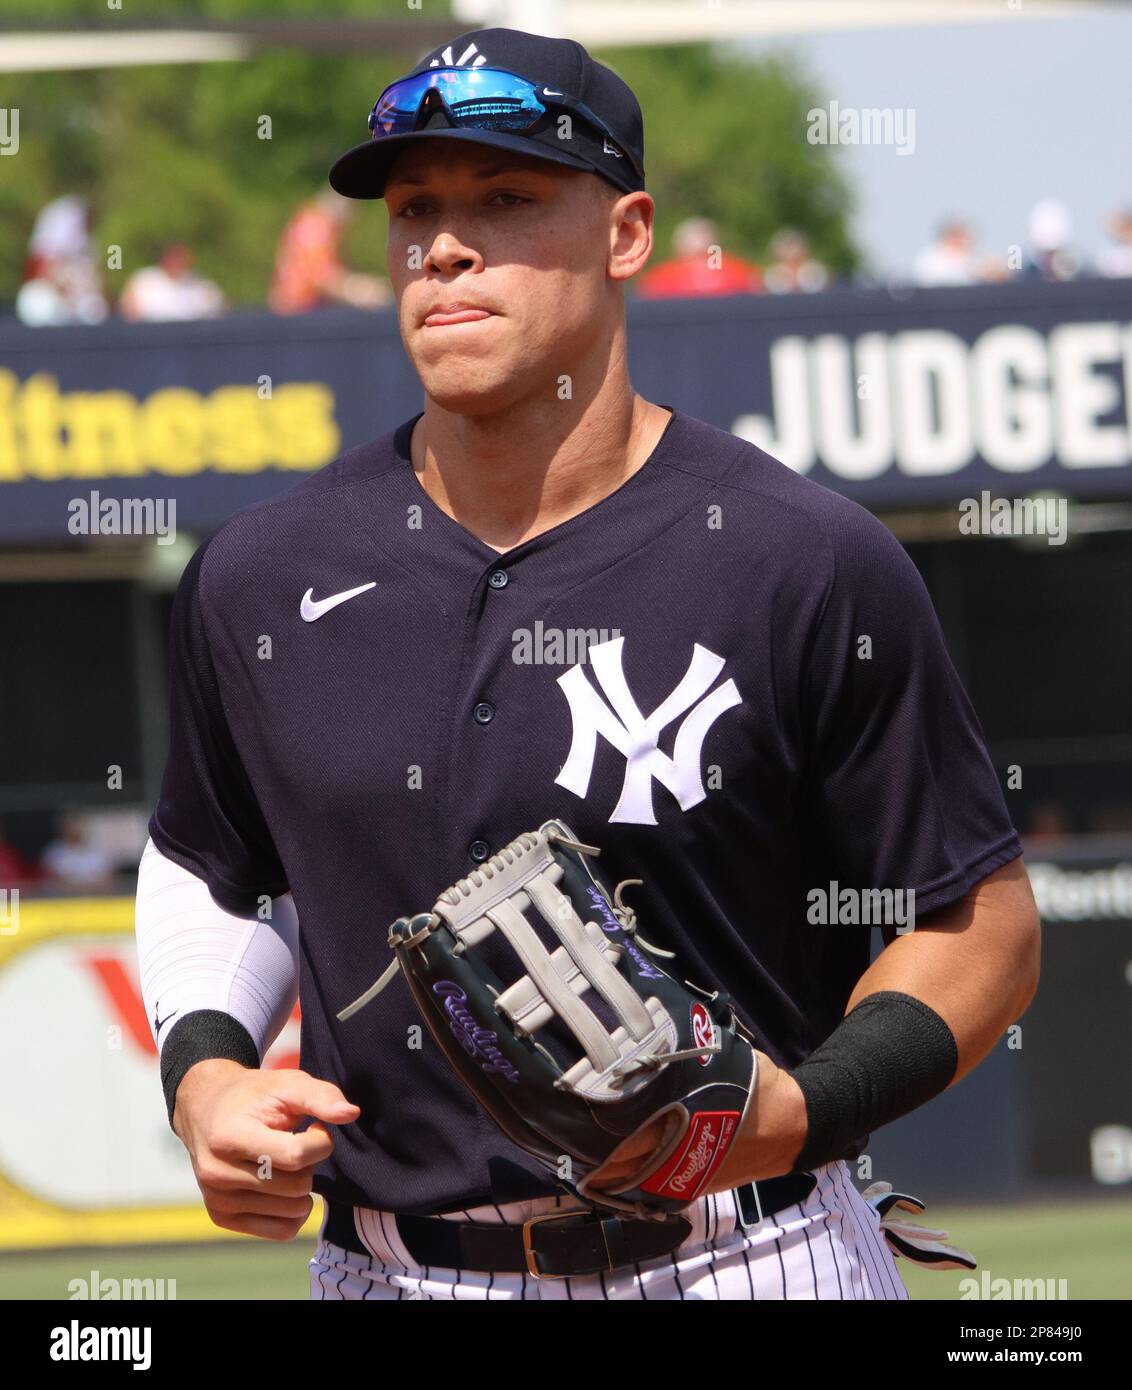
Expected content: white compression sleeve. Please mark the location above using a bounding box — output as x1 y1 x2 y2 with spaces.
134 837 299 1059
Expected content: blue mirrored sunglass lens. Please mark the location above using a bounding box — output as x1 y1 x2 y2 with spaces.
370 70 545 137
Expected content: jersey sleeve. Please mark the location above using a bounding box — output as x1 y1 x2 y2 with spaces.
148 539 288 914
801 505 1022 917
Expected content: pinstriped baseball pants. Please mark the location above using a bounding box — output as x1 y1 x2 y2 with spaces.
308 1161 909 1300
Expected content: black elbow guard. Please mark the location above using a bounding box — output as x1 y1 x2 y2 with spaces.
160 1010 260 1128
791 991 958 1171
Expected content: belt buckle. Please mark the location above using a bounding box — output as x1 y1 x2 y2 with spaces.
736 1180 765 1233
521 1210 610 1280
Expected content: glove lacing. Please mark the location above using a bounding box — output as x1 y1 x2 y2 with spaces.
546 832 724 1076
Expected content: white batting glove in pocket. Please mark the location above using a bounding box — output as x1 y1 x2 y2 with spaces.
861 1180 977 1272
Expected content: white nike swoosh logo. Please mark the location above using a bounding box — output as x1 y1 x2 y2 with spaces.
543 88 565 97
300 582 376 623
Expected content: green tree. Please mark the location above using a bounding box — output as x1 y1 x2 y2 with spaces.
605 43 856 275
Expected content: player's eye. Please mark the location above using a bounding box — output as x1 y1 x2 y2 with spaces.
395 192 529 218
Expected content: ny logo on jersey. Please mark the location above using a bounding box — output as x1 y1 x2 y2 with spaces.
429 44 488 69
554 637 742 825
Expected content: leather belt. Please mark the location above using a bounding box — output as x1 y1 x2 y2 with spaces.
325 1172 817 1281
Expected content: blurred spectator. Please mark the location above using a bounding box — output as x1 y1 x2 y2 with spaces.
1088 805 1132 835
763 228 829 294
637 217 764 299
269 190 391 313
912 220 981 287
1023 801 1071 846
1096 208 1132 278
1020 199 1081 281
42 813 114 891
119 245 225 322
0 820 39 887
16 195 108 326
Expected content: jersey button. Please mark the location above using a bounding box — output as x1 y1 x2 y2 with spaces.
472 701 495 725
487 569 509 590
469 839 490 863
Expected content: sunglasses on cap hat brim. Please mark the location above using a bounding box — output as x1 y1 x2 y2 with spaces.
363 66 645 186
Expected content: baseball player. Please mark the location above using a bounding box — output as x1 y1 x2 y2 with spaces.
135 27 1040 1300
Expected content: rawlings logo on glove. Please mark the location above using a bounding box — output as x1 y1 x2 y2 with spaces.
434 981 521 1083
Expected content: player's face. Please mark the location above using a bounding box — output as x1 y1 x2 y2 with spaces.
384 143 626 414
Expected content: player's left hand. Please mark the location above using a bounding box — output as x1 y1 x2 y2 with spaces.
700 1051 808 1196
593 1050 808 1198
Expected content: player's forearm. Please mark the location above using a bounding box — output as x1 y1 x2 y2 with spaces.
712 860 1040 1190
171 1059 249 1145
134 839 301 1122
707 1057 809 1190
845 856 1041 1083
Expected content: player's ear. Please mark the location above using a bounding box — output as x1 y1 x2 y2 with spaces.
608 189 654 283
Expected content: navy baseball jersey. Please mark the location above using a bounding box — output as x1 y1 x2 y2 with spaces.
150 406 1022 1214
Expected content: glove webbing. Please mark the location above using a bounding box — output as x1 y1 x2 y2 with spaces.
338 827 719 1090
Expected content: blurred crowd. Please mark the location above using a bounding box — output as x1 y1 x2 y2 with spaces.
639 199 1132 297
0 813 120 893
11 192 1132 325
910 200 1132 287
14 190 390 327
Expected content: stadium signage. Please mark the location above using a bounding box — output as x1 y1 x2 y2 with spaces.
3 281 1132 542
0 370 339 481
735 320 1132 481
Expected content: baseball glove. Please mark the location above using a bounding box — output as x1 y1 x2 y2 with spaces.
338 818 758 1218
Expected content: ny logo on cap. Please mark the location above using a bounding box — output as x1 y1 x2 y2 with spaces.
429 43 488 68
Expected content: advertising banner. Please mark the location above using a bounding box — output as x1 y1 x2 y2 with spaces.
0 898 305 1248
3 278 1132 544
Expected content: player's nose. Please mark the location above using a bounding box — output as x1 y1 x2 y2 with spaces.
424 231 484 277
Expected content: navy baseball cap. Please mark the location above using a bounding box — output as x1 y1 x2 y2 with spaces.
329 27 646 199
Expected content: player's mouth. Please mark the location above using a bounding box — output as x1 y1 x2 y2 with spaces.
422 304 495 328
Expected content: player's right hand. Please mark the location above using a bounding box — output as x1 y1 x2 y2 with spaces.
172 1059 361 1241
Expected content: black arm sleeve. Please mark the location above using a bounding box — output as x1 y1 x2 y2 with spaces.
791 991 959 1170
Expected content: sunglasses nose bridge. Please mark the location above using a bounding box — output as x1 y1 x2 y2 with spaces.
419 86 453 122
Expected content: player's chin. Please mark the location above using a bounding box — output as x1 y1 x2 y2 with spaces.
416 364 527 415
